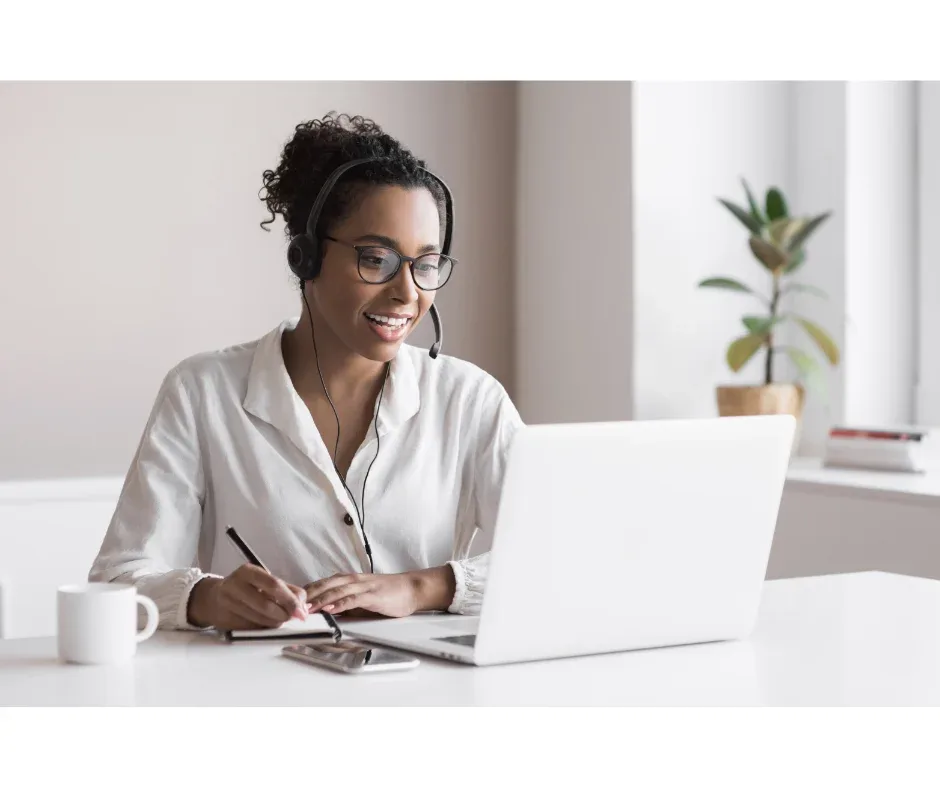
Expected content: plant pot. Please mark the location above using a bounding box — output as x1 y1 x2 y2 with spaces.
716 383 804 448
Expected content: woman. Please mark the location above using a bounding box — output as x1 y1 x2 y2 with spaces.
89 112 523 632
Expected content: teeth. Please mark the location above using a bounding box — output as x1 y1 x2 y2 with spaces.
366 313 409 328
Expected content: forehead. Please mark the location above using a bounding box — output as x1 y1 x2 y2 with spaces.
340 185 441 244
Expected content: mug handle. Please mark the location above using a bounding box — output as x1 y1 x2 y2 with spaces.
136 594 159 643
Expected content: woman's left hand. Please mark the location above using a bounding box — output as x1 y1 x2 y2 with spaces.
305 567 456 618
305 572 419 618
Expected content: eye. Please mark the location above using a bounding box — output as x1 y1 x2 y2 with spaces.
413 255 442 274
359 247 397 269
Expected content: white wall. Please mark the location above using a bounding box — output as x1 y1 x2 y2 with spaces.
785 82 918 454
631 81 916 455
844 82 917 426
0 81 517 480
917 82 940 426
632 82 792 421
515 82 633 424
784 82 848 457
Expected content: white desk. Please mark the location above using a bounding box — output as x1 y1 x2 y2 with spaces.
1 571 939 706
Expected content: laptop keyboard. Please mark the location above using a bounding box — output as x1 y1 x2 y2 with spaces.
433 634 477 647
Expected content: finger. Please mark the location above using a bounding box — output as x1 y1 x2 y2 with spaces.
305 574 363 602
224 583 291 628
309 582 371 611
236 565 304 615
327 591 376 615
285 584 308 620
218 593 277 629
223 611 263 631
307 580 364 609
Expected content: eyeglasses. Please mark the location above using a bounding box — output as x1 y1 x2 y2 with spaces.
323 235 456 291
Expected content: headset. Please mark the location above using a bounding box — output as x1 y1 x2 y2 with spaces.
287 156 453 359
287 157 455 574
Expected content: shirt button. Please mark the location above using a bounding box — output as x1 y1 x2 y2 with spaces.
343 513 354 526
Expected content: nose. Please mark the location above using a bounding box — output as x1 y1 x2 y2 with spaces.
387 259 420 304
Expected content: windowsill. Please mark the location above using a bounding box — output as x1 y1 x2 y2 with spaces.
787 457 940 506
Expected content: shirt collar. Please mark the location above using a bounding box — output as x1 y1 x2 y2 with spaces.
243 318 421 465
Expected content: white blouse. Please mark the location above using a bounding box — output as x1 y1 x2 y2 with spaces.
89 317 523 629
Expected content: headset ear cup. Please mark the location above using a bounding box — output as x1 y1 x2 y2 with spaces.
287 234 320 280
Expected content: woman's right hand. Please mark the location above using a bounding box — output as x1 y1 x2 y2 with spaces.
187 564 308 630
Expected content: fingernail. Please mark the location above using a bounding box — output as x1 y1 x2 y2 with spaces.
323 604 335 612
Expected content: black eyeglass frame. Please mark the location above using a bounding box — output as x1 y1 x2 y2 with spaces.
323 234 458 292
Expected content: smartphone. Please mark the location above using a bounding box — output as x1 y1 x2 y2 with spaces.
282 640 420 674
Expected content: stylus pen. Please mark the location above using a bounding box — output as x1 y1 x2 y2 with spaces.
225 526 342 641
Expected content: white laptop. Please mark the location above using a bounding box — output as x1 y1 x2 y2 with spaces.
345 415 795 666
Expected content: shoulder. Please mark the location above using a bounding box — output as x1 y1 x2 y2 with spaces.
401 343 510 406
160 333 264 407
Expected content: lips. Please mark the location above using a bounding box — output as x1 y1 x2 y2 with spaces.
364 312 413 328
364 311 413 342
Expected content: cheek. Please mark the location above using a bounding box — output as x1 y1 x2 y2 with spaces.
417 292 435 318
318 276 373 319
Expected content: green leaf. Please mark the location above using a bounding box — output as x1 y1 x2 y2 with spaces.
742 315 782 334
741 179 764 225
795 317 840 365
783 248 806 274
718 198 764 235
784 346 827 396
785 211 831 252
697 277 755 294
765 188 789 221
748 235 788 272
727 332 769 372
766 218 791 247
781 282 829 299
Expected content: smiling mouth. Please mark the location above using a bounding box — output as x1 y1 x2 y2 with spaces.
364 312 414 341
364 312 413 328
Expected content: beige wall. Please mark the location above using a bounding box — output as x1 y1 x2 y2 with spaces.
0 81 516 480
515 82 633 424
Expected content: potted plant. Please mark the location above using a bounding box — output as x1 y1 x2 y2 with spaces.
698 180 840 429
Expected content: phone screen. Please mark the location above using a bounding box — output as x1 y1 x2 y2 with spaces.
288 640 416 670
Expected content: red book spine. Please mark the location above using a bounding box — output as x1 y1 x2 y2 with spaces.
829 428 922 442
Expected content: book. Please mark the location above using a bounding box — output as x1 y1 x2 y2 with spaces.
828 425 927 441
218 613 337 643
823 424 940 473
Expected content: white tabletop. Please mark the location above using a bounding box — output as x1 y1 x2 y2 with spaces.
2 571 939 706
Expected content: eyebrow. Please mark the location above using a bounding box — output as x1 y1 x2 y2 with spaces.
354 234 440 255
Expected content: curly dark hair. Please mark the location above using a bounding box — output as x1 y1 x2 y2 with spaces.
259 112 446 243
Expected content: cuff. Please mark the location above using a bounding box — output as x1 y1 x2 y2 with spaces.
171 569 223 631
446 555 488 615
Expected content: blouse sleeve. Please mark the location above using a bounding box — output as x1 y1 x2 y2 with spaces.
88 367 220 630
447 378 524 615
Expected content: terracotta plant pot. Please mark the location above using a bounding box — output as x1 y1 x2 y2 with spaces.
716 383 804 448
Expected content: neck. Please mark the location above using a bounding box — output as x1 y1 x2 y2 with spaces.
283 302 388 403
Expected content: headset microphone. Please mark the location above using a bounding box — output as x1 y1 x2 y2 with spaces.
428 303 443 359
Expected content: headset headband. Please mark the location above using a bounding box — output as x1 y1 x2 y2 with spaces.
305 157 455 256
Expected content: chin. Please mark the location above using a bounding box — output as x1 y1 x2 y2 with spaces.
355 315 415 361
357 343 402 363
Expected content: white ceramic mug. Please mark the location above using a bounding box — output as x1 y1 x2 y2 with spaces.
57 583 159 665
